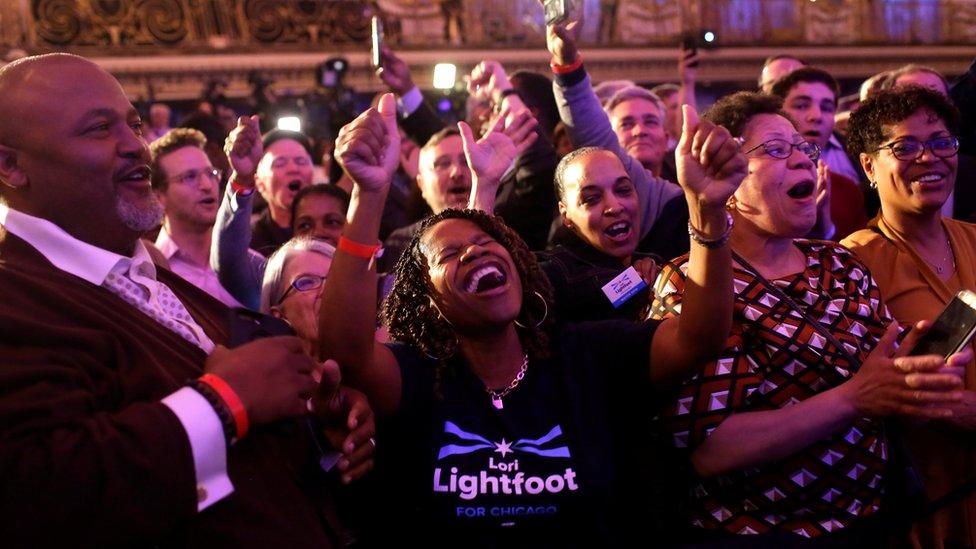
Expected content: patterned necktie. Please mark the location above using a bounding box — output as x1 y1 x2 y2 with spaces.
103 258 215 354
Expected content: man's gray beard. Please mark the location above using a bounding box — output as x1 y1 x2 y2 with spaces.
115 193 164 232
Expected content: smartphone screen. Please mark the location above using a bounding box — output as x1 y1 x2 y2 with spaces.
371 16 383 69
910 290 976 359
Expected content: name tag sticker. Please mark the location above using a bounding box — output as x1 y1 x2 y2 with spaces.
601 266 647 308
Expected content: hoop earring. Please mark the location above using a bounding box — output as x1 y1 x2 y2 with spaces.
514 291 549 330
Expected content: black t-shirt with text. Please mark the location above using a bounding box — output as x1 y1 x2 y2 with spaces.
368 320 659 548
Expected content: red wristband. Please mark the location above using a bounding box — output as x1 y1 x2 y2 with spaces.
550 55 583 75
338 236 381 260
199 373 249 439
229 175 254 196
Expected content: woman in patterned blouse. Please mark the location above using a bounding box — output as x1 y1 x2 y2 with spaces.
651 91 968 546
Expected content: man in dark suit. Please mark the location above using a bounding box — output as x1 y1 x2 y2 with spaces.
0 53 372 547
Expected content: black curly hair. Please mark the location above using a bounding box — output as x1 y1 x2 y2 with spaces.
383 209 554 369
702 92 793 138
846 85 960 159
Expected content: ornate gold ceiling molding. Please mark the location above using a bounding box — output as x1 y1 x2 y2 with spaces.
92 45 976 101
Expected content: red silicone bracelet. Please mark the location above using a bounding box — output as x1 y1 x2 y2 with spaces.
199 373 249 439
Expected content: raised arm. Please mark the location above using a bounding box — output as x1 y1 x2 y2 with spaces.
377 45 445 146
649 105 745 387
466 59 558 249
317 93 404 417
460 106 538 213
545 14 683 237
210 115 267 309
691 323 967 477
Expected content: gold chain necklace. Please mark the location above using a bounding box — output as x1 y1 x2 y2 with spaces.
486 354 528 410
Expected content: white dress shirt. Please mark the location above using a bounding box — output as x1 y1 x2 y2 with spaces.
0 203 233 511
155 228 244 309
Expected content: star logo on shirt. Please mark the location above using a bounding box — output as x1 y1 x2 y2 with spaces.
494 438 514 458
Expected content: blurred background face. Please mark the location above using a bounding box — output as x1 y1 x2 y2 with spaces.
734 113 818 239
256 139 313 215
609 98 667 173
155 146 219 229
149 103 171 129
292 192 345 246
417 134 471 213
782 81 837 149
760 57 804 92
558 150 640 260
271 250 332 344
863 109 957 217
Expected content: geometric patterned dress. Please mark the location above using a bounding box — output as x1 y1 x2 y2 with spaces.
650 240 893 538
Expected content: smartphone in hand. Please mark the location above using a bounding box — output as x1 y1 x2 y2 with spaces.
909 289 976 360
371 15 383 69
544 0 575 26
226 307 294 349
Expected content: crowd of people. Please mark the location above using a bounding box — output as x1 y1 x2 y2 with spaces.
3 10 976 549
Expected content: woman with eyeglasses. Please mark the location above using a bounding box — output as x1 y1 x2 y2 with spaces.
650 91 968 545
259 236 335 354
841 85 976 549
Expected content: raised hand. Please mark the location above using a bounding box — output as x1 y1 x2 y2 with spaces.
679 46 698 86
542 1 583 66
459 107 538 212
676 104 747 213
467 60 513 104
313 360 376 484
376 45 415 96
841 322 966 419
224 114 263 185
335 93 400 195
808 159 836 239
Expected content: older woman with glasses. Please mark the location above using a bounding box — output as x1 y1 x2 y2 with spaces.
260 237 335 354
842 85 976 549
651 91 967 545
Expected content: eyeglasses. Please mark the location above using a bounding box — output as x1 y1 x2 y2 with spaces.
276 274 326 305
168 167 222 186
876 136 959 161
743 138 820 161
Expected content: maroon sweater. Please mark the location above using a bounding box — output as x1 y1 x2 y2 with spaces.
0 228 342 548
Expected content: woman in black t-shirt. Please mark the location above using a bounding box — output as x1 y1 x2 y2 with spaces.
317 93 746 546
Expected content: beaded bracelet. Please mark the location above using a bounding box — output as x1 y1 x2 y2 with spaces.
188 378 238 446
688 211 734 249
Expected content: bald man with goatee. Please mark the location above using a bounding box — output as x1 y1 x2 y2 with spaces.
0 53 372 548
